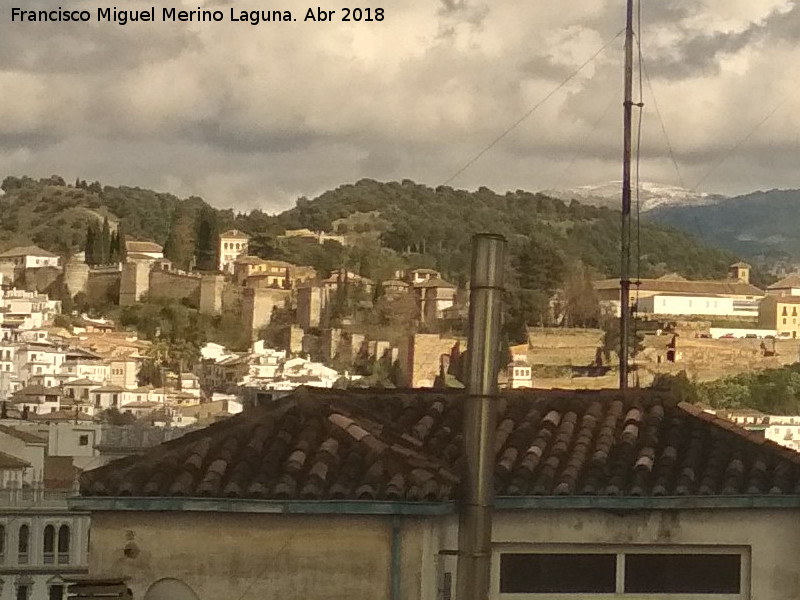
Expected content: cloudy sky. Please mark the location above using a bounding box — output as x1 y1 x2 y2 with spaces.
1 0 799 211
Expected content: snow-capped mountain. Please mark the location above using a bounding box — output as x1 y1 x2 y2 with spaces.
542 181 728 212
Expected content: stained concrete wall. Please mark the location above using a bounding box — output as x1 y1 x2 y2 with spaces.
397 334 464 388
199 274 225 315
86 270 121 305
242 287 291 339
526 328 604 367
119 261 150 306
87 507 800 600
64 262 91 296
87 512 435 600
148 269 201 303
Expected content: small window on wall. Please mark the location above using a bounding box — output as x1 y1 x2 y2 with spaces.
625 553 740 593
500 554 616 593
498 548 744 597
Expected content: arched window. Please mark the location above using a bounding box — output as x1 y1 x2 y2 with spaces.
144 578 200 600
18 525 29 564
43 525 55 564
57 525 70 564
782 306 788 317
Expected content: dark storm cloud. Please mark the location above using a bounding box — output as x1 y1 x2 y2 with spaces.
0 0 796 207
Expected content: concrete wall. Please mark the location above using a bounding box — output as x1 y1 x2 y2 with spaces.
87 512 435 600
86 270 121 306
526 328 604 367
397 334 463 388
20 266 61 293
242 287 291 339
199 274 225 315
148 269 201 304
297 285 326 330
64 263 91 296
119 261 150 306
86 507 800 600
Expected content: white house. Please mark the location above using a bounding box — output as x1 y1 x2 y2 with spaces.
0 246 60 269
218 230 250 274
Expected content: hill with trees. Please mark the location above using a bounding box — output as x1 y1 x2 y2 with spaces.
1 175 748 341
646 188 800 266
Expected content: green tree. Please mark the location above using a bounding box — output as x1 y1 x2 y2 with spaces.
100 217 111 264
116 222 128 262
84 223 97 265
163 203 198 270
195 206 220 271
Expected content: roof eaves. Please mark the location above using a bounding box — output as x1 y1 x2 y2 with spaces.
68 496 454 515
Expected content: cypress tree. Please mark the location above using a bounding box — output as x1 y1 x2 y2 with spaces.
100 217 111 264
117 223 128 263
109 230 119 264
195 206 220 271
85 224 96 265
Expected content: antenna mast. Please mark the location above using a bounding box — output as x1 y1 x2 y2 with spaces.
619 0 634 391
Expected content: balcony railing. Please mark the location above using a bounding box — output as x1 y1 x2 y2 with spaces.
0 489 73 508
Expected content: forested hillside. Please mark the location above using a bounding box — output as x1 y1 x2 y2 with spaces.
0 175 199 253
647 188 800 263
1 174 745 339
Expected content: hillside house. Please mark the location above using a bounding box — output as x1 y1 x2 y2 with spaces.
507 359 533 389
124 240 163 261
73 387 800 600
414 277 457 323
218 230 249 274
766 273 800 297
758 295 800 338
0 246 60 269
10 385 62 417
595 272 765 318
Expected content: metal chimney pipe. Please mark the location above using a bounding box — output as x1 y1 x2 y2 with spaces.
457 233 506 600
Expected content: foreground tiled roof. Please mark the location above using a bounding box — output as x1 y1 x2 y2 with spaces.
80 388 800 502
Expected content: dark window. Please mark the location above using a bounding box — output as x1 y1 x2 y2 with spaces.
625 553 740 594
0 524 4 562
78 435 89 446
500 553 616 593
43 524 55 564
57 524 70 564
16 586 29 600
49 586 64 600
18 524 29 564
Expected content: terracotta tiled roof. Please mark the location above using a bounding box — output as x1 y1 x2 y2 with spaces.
414 277 456 289
0 424 47 445
125 240 163 254
0 245 57 258
80 389 800 501
220 229 250 240
594 277 764 297
768 274 800 289
0 451 30 470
